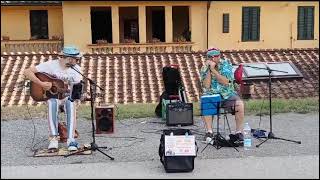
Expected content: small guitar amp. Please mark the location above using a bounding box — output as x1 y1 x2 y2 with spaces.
166 102 193 126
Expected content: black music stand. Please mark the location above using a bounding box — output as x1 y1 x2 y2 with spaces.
64 65 114 160
201 97 239 153
242 64 301 148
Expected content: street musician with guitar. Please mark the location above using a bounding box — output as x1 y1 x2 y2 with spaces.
24 46 83 151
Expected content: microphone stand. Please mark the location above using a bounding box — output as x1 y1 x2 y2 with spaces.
242 64 301 147
64 65 114 160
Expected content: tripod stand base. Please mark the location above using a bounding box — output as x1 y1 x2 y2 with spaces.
64 142 115 160
201 133 239 153
90 143 115 160
256 132 301 148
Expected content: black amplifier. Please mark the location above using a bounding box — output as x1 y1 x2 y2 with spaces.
166 102 193 126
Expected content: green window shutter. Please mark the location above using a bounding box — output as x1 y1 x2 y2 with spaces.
242 7 250 41
242 7 260 41
297 7 305 40
298 6 314 40
306 7 314 39
251 7 260 41
223 13 229 33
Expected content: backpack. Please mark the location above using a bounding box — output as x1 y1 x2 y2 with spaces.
158 129 198 173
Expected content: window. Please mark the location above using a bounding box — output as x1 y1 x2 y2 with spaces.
172 6 190 42
233 62 303 80
90 7 113 44
242 7 260 41
124 19 139 43
30 10 48 39
119 7 139 43
298 6 314 40
223 13 229 33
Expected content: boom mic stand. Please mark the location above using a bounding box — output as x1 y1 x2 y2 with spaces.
242 64 301 148
64 65 114 160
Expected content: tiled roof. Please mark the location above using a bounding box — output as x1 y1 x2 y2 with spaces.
1 48 319 107
1 1 61 6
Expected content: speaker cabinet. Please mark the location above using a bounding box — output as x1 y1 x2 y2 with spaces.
166 102 193 126
95 105 115 134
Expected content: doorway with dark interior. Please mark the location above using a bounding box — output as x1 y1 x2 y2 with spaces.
91 7 112 44
152 9 165 42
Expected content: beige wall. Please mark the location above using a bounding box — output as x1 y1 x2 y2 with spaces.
1 6 63 40
48 8 64 39
2 1 318 52
209 1 319 50
62 1 207 52
62 3 92 52
190 3 208 51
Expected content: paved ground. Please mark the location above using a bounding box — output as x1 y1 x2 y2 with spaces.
1 112 319 178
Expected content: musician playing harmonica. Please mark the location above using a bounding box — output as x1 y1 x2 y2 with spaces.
24 46 82 151
200 47 245 146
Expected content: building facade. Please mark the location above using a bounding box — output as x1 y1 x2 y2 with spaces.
1 1 319 53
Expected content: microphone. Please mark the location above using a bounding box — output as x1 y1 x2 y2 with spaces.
66 63 76 67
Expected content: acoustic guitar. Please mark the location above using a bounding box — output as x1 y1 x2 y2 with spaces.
30 72 70 101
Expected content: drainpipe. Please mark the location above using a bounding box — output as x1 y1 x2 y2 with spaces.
207 1 211 49
290 22 293 49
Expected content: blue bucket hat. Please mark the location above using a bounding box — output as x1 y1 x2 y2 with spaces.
207 47 221 58
61 46 82 58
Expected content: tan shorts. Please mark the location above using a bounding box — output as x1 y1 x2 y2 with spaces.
221 94 241 115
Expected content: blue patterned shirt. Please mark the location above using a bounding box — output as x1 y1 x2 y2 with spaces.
200 58 236 100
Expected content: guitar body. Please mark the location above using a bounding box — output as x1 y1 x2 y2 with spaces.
30 72 69 101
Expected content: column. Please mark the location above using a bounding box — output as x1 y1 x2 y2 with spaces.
165 5 173 43
139 5 147 52
111 6 120 53
139 6 147 43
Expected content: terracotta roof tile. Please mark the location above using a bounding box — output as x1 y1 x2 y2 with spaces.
1 48 319 106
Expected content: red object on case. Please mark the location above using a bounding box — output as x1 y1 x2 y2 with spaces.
234 64 243 84
168 64 179 69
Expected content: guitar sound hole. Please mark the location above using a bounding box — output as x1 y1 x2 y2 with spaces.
50 86 58 95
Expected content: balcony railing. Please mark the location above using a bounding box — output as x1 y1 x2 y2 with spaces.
88 42 194 54
1 40 63 53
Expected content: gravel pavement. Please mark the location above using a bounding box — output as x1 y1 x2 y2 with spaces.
1 112 319 178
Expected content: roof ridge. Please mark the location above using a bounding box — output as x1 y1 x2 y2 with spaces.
2 48 318 56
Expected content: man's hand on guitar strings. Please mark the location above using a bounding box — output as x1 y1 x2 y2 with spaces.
41 81 52 91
